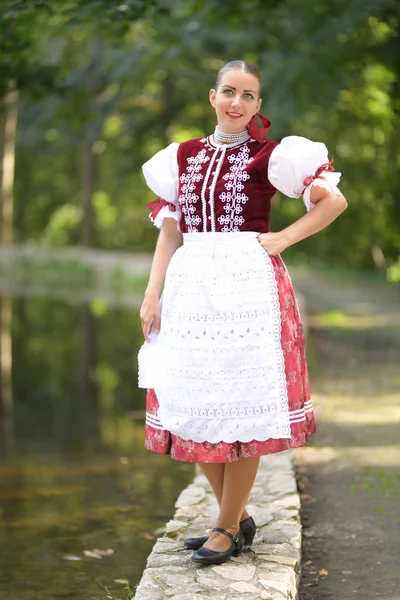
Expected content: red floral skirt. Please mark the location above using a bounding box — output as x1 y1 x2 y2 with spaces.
144 255 316 463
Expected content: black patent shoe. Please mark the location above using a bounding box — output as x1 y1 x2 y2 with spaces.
191 527 245 565
184 515 256 551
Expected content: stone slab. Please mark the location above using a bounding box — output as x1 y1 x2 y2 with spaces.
134 450 302 600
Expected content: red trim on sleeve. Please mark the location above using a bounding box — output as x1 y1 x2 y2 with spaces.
303 158 335 190
147 198 176 221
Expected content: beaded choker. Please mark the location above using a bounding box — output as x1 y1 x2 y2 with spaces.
213 126 251 145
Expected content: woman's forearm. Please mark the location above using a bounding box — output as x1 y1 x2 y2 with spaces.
145 218 183 298
282 189 348 247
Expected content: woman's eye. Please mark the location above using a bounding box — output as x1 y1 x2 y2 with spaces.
244 94 254 100
223 89 233 94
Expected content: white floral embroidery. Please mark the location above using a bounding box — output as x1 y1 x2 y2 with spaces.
179 148 210 232
220 145 254 232
138 233 291 444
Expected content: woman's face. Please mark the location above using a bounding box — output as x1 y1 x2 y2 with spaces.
209 70 262 133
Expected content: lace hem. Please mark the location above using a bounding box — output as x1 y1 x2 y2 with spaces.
150 203 180 229
303 171 341 212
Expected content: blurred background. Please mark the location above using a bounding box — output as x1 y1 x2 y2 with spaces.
0 1 399 598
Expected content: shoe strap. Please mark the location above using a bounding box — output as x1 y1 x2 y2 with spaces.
212 527 239 543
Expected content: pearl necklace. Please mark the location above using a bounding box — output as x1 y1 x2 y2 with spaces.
214 126 250 145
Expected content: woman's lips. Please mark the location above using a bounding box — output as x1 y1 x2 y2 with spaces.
226 112 243 119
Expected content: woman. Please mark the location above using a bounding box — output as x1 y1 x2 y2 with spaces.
138 60 347 566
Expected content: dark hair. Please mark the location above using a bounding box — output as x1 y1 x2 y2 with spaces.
215 60 262 95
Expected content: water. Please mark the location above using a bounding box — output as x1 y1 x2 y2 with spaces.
0 295 194 600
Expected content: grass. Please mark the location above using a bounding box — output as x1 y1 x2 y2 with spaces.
304 267 400 531
348 467 400 500
92 580 134 600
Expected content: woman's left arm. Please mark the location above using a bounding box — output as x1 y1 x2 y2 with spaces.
258 186 348 256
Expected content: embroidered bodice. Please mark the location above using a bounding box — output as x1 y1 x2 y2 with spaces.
143 135 342 233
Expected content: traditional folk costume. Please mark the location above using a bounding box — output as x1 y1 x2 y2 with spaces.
138 123 341 463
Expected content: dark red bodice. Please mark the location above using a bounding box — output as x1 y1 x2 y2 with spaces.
176 136 279 234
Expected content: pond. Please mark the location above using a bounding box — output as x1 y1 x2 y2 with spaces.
0 294 194 600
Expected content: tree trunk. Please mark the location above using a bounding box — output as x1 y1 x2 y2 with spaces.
80 136 97 246
0 82 18 456
77 40 102 451
80 38 102 248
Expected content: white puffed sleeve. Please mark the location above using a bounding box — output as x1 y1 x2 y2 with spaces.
142 142 181 229
268 136 342 212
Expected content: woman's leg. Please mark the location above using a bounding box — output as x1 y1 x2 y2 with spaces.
203 456 260 552
198 462 250 521
198 462 225 506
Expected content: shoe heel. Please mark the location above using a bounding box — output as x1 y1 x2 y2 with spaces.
232 533 245 557
243 531 256 549
241 516 256 549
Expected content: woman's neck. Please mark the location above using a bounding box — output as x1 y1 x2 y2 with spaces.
213 126 250 145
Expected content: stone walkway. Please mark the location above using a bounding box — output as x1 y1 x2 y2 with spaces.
134 451 301 600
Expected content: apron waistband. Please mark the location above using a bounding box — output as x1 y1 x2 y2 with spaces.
183 231 261 244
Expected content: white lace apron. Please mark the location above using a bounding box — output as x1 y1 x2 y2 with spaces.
138 231 291 443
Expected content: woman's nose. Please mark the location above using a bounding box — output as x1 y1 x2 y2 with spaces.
231 95 242 108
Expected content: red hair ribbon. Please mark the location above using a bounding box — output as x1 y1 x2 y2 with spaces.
147 198 176 220
303 159 335 190
247 113 272 143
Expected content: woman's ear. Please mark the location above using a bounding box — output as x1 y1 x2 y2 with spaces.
209 88 216 108
257 97 263 114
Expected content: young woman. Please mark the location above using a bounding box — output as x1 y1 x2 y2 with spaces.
138 60 347 566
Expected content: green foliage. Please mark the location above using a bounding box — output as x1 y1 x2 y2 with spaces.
41 204 82 245
2 0 400 271
387 257 400 282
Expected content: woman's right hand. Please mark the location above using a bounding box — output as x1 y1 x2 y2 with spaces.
140 293 161 342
